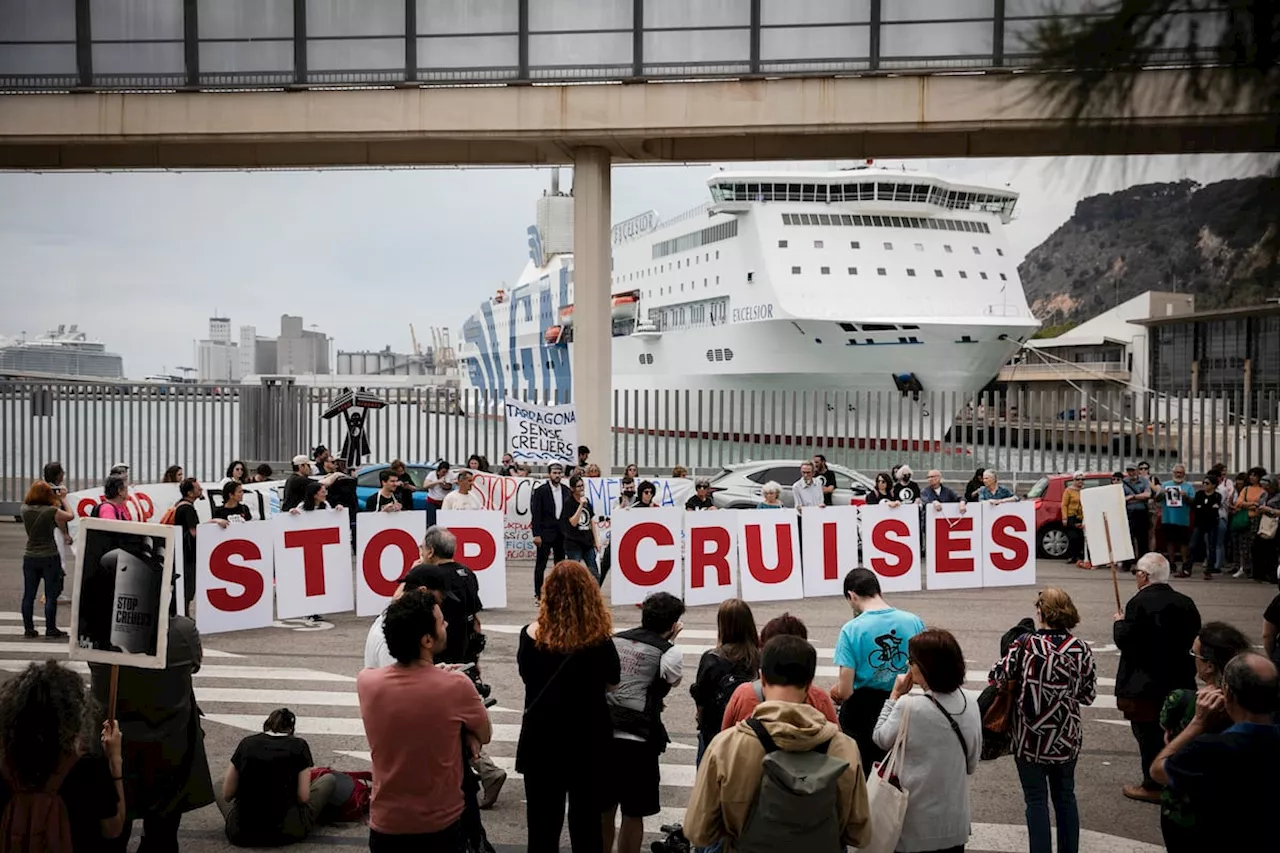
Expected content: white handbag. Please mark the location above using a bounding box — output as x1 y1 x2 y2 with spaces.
857 701 911 853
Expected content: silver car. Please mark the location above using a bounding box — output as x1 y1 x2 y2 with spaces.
709 459 875 508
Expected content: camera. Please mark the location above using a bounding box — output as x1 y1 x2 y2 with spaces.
650 823 691 853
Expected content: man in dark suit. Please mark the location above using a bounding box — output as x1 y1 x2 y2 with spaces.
530 463 570 602
1114 551 1202 803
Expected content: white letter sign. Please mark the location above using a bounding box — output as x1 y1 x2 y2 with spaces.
684 510 739 607
610 508 683 606
197 520 276 635
858 503 922 593
273 509 354 620
356 511 427 617
802 505 859 598
436 510 508 610
738 510 804 603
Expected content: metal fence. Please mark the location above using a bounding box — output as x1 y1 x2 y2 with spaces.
3 380 1278 510
0 0 1223 91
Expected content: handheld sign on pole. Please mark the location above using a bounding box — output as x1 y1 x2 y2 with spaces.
1081 484 1132 612
1103 515 1123 613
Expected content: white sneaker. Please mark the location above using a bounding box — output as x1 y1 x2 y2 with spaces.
1232 568 1247 579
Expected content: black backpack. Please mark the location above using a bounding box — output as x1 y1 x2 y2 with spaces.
88 501 103 519
707 652 756 733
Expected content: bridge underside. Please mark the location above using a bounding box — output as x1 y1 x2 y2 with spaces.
0 71 1273 170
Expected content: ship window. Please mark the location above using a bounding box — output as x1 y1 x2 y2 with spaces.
819 214 832 226
778 240 788 248
980 272 989 280
863 323 895 331
814 240 824 249
704 278 708 287
997 248 1004 256
839 322 857 332
877 268 887 276
848 267 857 275
914 243 924 251
935 270 943 277
791 266 801 274
959 271 968 279
716 275 720 284
841 215 853 225
907 269 916 277
902 324 919 329
973 246 981 255
821 267 830 275
944 245 953 253
883 242 893 251
716 251 720 259
851 241 860 249
999 273 1008 281
899 337 908 344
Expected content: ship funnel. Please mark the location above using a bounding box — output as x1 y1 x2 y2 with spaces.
550 168 560 196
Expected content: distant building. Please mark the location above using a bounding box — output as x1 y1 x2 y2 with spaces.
338 346 434 376
197 317 241 383
201 315 329 382
277 314 329 375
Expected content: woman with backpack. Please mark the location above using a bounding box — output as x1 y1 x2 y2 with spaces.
689 599 760 767
218 708 349 847
872 628 981 853
988 589 1097 853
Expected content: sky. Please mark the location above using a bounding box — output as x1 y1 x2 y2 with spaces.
0 152 1265 379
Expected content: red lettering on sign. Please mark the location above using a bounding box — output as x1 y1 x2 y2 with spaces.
132 492 154 522
822 522 840 581
689 526 732 589
362 529 418 597
208 539 265 612
283 527 342 597
870 519 913 578
76 498 97 517
618 522 675 586
743 522 794 584
453 527 498 572
990 515 1030 571
934 516 975 573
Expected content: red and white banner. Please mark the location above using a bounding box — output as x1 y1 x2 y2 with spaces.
355 511 427 617
738 510 804 603
610 507 684 606
924 504 982 591
858 503 923 594
273 509 355 620
684 511 739 607
437 510 507 610
982 502 1037 588
196 521 276 635
802 506 859 599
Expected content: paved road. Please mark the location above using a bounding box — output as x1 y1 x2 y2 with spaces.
1 520 1273 852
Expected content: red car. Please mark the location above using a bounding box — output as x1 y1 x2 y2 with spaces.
1027 472 1115 557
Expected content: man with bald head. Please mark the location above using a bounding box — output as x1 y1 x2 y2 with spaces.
1151 652 1279 849
920 469 965 513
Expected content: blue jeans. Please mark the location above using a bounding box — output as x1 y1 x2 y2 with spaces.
564 543 599 581
1015 758 1078 853
21 555 62 634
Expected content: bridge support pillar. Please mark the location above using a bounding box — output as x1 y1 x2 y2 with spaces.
572 146 612 472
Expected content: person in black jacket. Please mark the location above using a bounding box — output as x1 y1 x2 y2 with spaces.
530 463 570 602
1113 552 1201 804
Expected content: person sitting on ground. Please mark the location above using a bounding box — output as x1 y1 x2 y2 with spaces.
721 613 838 729
0 661 126 851
219 708 349 847
1151 653 1280 846
873 628 982 853
1155 622 1252 853
757 481 784 509
685 635 872 852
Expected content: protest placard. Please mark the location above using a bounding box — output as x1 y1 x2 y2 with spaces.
505 397 578 464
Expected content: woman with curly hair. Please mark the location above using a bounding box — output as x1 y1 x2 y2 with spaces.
517 560 621 853
0 661 126 850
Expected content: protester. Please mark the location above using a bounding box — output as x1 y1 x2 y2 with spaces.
110 462 130 483
281 456 313 512
498 453 516 475
466 453 488 472
921 469 965 512
530 463 569 602
1155 622 1252 852
831 568 925 774
603 593 685 853
292 481 333 512
1188 475 1222 578
423 461 456 512
442 470 485 510
513 463 531 478
686 477 718 510
1160 464 1196 573
873 628 981 853
561 474 599 578
358 592 491 852
1213 465 1234 571
624 463 639 479
757 481 784 508
616 476 638 510
1232 467 1269 579
685 635 872 852
1139 461 1160 551
691 599 761 766
576 445 591 468
962 467 986 502
1251 475 1280 583
363 564 449 669
812 453 837 505
253 463 274 482
218 708 346 847
1060 472 1085 563
977 469 1016 503
517 561 620 853
0 661 125 849
672 465 688 479
365 469 403 512
635 481 658 507
585 462 602 478
722 613 838 728
792 462 823 510
92 613 214 852
989 588 1097 853
43 460 74 603
214 480 254 523
162 464 183 483
1150 653 1280 845
1113 553 1201 803
891 464 922 505
98 474 133 521
225 460 247 484
172 477 204 607
1266 592 1280 669
20 481 73 638
1122 464 1154 567
864 472 892 505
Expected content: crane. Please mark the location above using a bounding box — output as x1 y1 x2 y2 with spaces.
409 324 422 358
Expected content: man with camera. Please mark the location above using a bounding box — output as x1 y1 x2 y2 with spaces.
416 525 506 809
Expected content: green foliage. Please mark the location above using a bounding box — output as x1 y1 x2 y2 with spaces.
1033 322 1080 339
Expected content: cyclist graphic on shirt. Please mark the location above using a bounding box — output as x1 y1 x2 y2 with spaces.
869 629 907 674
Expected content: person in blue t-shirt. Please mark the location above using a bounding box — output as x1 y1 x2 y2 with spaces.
829 568 925 776
1161 465 1197 576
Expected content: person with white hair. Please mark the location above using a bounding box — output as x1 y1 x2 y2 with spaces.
1113 552 1202 804
978 469 1018 504
887 464 921 506
758 481 784 509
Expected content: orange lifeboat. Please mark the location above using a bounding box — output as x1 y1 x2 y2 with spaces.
612 293 639 319
544 326 562 345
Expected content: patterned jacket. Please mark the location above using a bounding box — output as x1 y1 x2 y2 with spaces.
988 629 1097 764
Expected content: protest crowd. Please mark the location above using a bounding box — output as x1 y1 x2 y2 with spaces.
3 447 1280 853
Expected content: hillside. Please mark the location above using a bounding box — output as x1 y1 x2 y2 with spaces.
1019 176 1280 326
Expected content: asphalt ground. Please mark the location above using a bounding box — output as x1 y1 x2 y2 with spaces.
1 519 1274 852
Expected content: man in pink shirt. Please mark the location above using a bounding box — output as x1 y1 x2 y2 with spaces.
357 591 491 851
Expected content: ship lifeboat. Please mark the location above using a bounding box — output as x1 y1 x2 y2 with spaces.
544 326 563 345
612 293 639 319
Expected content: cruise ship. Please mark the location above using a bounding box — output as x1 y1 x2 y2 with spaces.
458 167 1041 445
0 325 124 379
